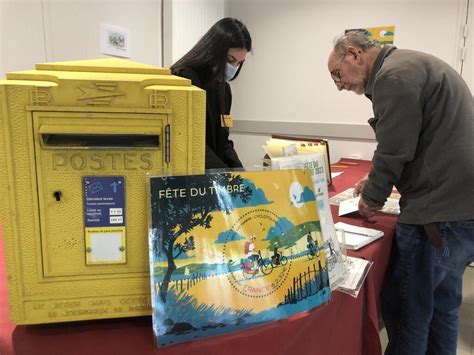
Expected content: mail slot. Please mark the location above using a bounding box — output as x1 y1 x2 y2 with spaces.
41 133 160 148
0 58 205 324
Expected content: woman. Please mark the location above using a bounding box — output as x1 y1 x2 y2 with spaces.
171 17 252 170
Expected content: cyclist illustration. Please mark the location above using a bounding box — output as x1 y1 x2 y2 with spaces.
328 239 336 258
241 235 272 278
307 232 320 260
325 239 343 271
271 243 288 267
244 235 259 267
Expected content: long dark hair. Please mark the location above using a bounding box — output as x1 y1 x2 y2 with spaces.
171 17 252 87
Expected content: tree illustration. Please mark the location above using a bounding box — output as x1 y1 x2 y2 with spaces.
150 173 253 302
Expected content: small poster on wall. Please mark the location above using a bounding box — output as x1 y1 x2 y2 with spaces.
345 26 395 46
148 170 331 346
100 24 131 58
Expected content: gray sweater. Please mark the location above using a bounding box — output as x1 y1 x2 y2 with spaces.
363 46 474 224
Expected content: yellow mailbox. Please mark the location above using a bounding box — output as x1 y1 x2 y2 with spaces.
0 58 205 324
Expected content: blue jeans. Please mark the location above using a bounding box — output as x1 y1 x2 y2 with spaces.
382 221 474 355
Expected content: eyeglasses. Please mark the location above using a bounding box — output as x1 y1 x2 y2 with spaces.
329 53 346 83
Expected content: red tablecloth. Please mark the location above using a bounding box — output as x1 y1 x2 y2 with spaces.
0 159 396 355
329 159 396 355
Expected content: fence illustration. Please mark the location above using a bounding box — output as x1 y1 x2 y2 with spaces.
283 261 328 305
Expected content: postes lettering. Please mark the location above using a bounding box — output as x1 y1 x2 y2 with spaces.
52 152 154 171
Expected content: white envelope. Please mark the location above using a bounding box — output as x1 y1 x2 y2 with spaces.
338 196 360 216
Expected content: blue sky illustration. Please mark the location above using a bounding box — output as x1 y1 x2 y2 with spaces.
214 229 246 244
298 186 315 203
264 217 295 240
230 179 272 208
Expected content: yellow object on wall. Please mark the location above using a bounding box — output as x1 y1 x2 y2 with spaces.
0 58 205 324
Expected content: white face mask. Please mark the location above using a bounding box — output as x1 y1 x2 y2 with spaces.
225 62 239 81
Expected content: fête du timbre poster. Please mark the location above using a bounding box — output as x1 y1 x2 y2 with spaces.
149 170 330 346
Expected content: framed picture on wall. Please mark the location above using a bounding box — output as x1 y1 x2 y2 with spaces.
100 24 131 58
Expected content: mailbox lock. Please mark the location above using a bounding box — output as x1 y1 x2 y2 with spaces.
53 191 62 202
119 246 125 252
86 247 92 253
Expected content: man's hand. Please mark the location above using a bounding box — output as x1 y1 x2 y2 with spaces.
353 178 368 197
358 198 382 220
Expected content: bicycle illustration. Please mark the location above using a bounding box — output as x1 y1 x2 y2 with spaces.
270 247 288 267
242 250 272 279
306 236 321 261
324 240 343 271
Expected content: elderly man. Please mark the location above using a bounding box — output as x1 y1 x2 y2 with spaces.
328 31 473 354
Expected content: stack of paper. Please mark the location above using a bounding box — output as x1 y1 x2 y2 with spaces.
329 187 401 215
336 256 373 298
262 136 331 185
335 222 384 250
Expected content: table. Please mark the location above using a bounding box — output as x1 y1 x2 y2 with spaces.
0 159 396 355
330 159 397 355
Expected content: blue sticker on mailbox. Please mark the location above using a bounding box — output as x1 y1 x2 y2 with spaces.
83 176 125 228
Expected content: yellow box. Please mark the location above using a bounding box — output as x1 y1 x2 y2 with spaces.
0 58 205 324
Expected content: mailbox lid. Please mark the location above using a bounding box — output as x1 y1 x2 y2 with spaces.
35 58 171 75
33 111 165 278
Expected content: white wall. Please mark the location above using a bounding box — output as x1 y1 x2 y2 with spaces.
227 0 472 166
163 0 226 67
0 0 47 75
231 132 377 169
0 0 162 77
